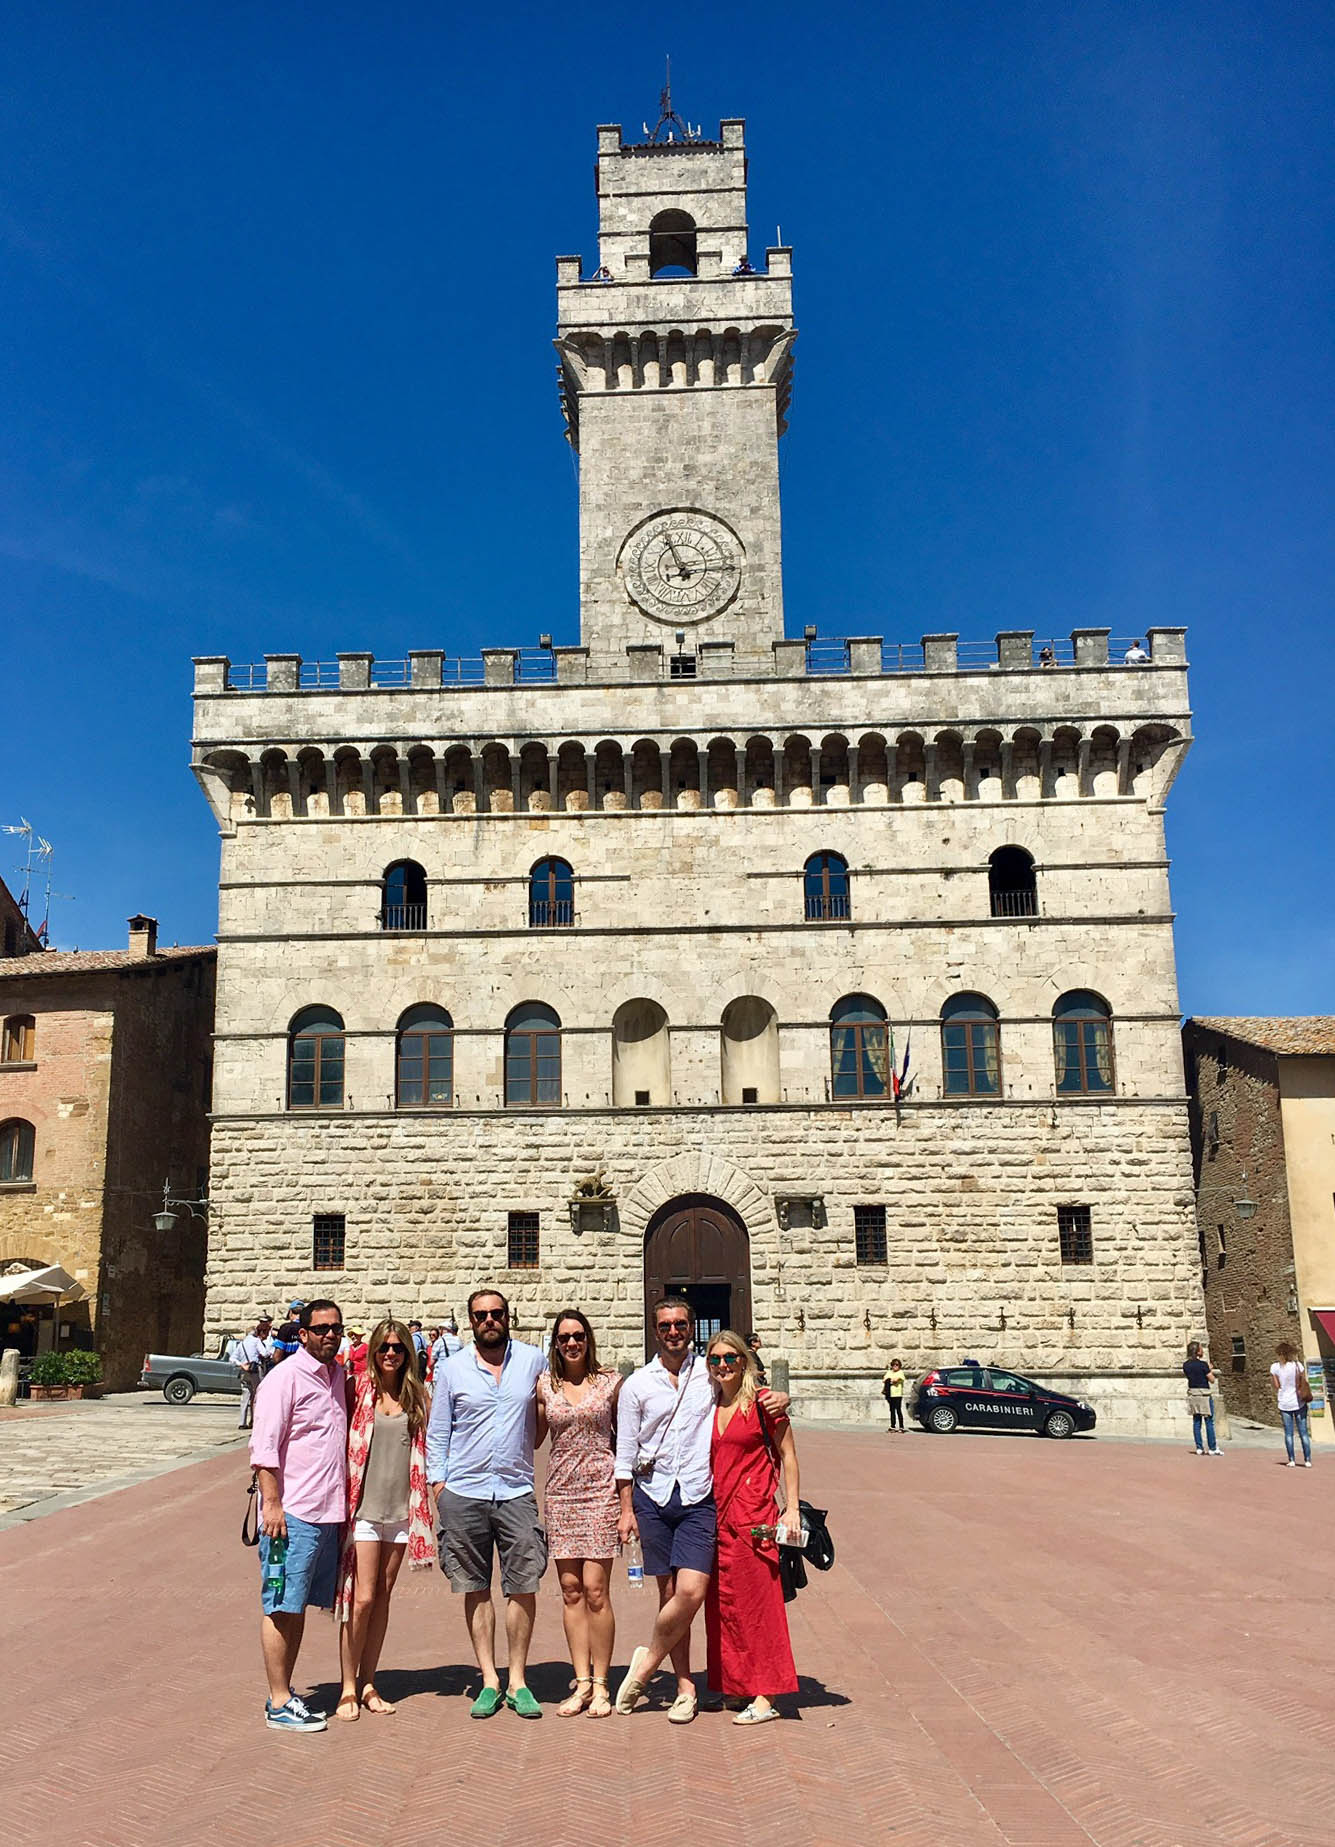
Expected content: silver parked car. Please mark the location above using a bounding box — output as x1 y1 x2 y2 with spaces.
139 1343 244 1405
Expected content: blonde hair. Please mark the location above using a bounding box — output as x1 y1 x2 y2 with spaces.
367 1318 429 1434
706 1328 760 1414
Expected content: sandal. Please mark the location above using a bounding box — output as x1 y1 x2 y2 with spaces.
588 1677 613 1718
557 1676 594 1717
733 1700 780 1725
361 1685 396 1715
333 1693 360 1723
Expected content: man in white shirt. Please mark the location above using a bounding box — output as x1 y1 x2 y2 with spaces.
429 1317 463 1374
614 1297 786 1722
1123 639 1150 664
234 1314 274 1429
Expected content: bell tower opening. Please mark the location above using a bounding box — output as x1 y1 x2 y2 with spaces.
649 209 698 277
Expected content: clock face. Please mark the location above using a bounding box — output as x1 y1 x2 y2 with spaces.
620 509 742 624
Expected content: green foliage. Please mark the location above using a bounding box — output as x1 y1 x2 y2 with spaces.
29 1351 68 1385
62 1348 102 1385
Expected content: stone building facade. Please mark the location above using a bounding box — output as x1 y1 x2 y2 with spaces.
0 918 216 1387
1183 1018 1335 1437
194 116 1202 1433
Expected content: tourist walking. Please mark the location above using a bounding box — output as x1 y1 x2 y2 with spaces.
1182 1341 1222 1456
234 1313 273 1429
703 1329 801 1725
538 1308 622 1717
429 1316 462 1377
614 1298 789 1722
427 1289 550 1718
882 1357 906 1432
249 1300 348 1732
333 1318 435 1720
1271 1341 1313 1466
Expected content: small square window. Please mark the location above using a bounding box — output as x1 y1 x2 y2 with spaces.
1057 1205 1093 1265
635 1089 650 1107
508 1210 539 1269
1230 1334 1246 1372
312 1213 345 1271
741 1086 758 1106
854 1204 887 1265
1216 1224 1227 1269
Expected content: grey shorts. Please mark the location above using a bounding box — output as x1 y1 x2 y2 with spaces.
437 1488 548 1596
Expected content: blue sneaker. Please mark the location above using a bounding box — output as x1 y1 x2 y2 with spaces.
265 1695 326 1732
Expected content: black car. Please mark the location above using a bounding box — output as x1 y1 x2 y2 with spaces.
910 1362 1096 1439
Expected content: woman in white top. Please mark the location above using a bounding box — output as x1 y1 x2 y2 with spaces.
1270 1341 1312 1467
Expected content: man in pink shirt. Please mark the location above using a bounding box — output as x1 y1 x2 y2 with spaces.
250 1299 349 1732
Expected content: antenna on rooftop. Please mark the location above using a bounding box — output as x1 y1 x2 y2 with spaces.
643 55 701 144
1 818 71 946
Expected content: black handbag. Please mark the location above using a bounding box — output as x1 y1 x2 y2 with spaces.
757 1407 835 1600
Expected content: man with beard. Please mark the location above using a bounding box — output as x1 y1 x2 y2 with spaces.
427 1289 549 1719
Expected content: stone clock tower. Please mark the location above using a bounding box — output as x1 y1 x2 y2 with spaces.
555 117 796 671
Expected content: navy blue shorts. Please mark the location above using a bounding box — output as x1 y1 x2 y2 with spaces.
632 1483 716 1579
259 1515 341 1615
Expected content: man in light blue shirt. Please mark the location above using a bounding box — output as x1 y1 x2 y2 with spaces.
427 1288 548 1719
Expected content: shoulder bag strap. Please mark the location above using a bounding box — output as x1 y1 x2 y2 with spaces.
241 1470 261 1547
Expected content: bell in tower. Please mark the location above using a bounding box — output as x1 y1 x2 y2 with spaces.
555 113 796 673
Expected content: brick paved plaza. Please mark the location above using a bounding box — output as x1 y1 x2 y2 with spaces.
1 1422 1331 1847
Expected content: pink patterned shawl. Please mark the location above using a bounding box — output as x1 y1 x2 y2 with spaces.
334 1373 434 1622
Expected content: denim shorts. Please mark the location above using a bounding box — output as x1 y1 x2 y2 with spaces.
259 1515 341 1615
632 1483 717 1579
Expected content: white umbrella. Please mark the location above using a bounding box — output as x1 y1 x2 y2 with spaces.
0 1263 86 1305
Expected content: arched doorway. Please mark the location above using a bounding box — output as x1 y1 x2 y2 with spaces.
643 1195 751 1357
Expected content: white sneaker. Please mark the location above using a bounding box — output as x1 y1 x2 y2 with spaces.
1287 1459 1297 1467
1303 1460 1313 1468
1208 1448 1223 1457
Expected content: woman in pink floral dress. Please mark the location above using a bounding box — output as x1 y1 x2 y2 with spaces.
537 1308 622 1716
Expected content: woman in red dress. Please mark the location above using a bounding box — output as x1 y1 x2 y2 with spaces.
704 1328 802 1724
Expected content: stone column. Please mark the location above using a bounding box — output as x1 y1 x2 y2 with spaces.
623 755 635 810
1116 737 1132 796
809 744 823 807
1076 737 1092 798
848 744 861 804
660 752 671 807
436 759 450 815
1038 738 1053 800
510 756 522 812
362 762 376 816
773 747 786 806
286 761 303 817
1000 740 1015 801
0 1348 18 1408
398 758 413 815
585 754 597 811
698 747 710 810
924 743 939 803
962 740 976 800
249 762 266 818
473 756 487 814
548 755 560 811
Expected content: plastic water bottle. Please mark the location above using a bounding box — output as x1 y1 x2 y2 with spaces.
625 1534 644 1589
264 1534 287 1597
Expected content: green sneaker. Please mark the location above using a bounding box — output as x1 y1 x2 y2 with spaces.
506 1686 543 1719
470 1685 504 1719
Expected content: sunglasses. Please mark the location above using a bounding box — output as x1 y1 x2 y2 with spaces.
378 1341 406 1355
707 1353 742 1369
473 1307 507 1322
657 1320 690 1334
308 1323 343 1337
556 1330 587 1344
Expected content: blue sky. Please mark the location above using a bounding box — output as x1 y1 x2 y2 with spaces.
2 1 1331 1014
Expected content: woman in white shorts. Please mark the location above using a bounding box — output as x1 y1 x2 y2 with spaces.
334 1317 435 1718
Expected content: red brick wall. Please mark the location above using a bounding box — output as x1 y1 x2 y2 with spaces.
1183 1024 1299 1423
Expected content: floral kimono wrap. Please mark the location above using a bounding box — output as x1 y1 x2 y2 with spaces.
334 1374 434 1621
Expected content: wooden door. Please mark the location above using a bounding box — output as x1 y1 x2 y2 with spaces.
643 1195 752 1357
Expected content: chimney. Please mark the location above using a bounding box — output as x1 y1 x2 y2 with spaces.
127 914 158 959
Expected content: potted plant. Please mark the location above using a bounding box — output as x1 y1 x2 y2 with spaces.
62 1349 102 1398
29 1351 69 1401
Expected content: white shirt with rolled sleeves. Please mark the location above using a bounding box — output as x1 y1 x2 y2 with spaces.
614 1352 716 1508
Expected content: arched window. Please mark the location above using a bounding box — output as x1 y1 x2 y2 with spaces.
0 1118 35 1183
649 209 697 277
941 994 1001 1097
288 1006 345 1109
382 861 428 932
1 1015 35 1062
396 1004 453 1107
1053 991 1115 1095
505 1003 561 1106
989 847 1037 918
830 995 889 1100
804 852 851 922
529 858 574 929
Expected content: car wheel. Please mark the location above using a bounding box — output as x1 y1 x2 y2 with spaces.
928 1404 958 1434
163 1375 196 1406
1044 1409 1075 1439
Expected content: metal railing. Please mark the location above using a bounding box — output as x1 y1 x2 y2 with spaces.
989 888 1039 919
805 893 852 921
516 649 557 683
528 900 575 928
805 639 851 676
381 904 429 931
299 660 341 688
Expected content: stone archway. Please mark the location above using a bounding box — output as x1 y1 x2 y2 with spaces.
643 1195 751 1358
